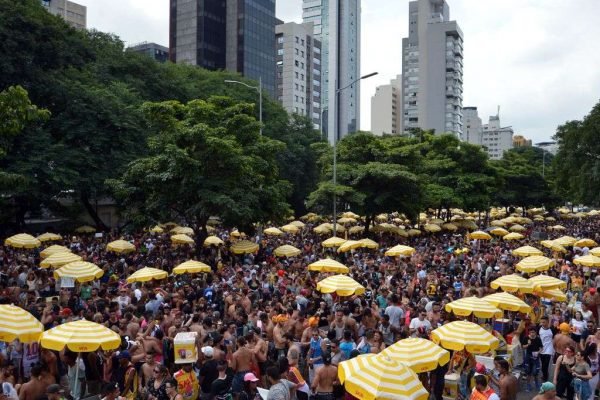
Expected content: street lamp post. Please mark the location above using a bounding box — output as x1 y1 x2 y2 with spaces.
224 77 263 135
536 141 556 178
332 72 378 237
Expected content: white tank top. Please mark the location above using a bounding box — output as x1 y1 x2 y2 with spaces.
539 327 554 355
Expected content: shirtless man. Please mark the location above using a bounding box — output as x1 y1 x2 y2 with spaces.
252 331 268 384
230 337 254 395
310 353 337 400
124 312 140 338
188 315 205 338
553 323 576 362
497 359 518 400
532 382 559 400
273 316 289 359
18 364 47 400
140 352 157 389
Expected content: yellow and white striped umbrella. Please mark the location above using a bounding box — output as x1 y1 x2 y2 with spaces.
74 225 96 233
490 274 535 293
550 224 566 231
512 245 543 257
349 226 365 234
317 275 365 296
385 245 416 257
338 354 429 400
483 292 532 313
490 220 506 227
358 238 379 249
173 260 211 274
40 252 82 268
274 245 302 258
290 220 305 228
126 267 168 283
407 228 422 237
555 235 577 246
4 233 41 249
509 224 526 232
424 223 441 233
503 232 524 241
590 247 600 257
40 245 71 259
470 230 492 240
264 227 284 236
381 338 450 373
431 321 499 354
322 236 347 248
337 240 362 253
573 255 600 267
529 275 567 290
575 238 597 248
54 261 103 282
540 240 567 253
515 256 554 273
442 223 458 231
40 320 121 352
0 305 44 343
106 239 136 254
230 240 259 254
490 227 509 237
342 211 360 219
536 288 567 302
36 232 62 242
338 217 357 224
445 297 502 319
170 226 194 235
171 234 195 246
281 224 300 234
308 259 349 273
203 236 224 246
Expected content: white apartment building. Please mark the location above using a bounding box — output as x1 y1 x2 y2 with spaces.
463 107 514 160
370 75 402 135
41 0 86 29
462 106 482 144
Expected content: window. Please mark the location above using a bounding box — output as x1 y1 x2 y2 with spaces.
295 36 299 43
301 39 305 46
295 48 299 55
301 74 304 80
277 37 283 44
295 60 299 67
301 62 304 69
301 51 304 57
295 72 299 78
277 49 284 55
295 83 299 90
295 95 299 102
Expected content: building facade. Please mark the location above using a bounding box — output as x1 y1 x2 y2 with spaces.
513 135 532 148
41 0 86 29
303 0 361 143
481 115 514 160
275 22 322 129
127 42 169 63
400 0 463 137
370 75 402 135
462 106 482 145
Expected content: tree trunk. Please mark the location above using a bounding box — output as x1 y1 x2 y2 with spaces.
196 216 209 257
365 214 372 236
80 193 108 231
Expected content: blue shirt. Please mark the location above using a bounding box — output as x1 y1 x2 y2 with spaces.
310 337 323 365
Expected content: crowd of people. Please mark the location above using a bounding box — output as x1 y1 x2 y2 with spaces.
0 212 599 400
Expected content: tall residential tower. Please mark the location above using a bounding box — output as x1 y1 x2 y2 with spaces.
370 75 402 135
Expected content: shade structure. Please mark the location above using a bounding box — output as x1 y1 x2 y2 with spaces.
308 259 349 274
381 338 450 373
424 223 441 233
106 239 136 254
349 226 365 234
509 224 526 232
555 235 577 246
512 245 543 257
490 220 506 227
4 233 41 249
126 267 168 283
338 217 357 224
490 274 535 293
342 211 360 219
490 227 509 237
431 321 499 354
54 261 104 282
150 225 164 233
173 260 211 274
590 247 600 257
483 292 531 314
317 275 365 296
338 354 429 400
274 245 302 258
337 240 362 253
407 228 422 237
289 220 305 228
281 224 300 234
375 213 388 222
170 226 194 235
40 244 71 259
461 220 479 231
529 275 567 290
515 256 554 273
540 240 567 253
573 255 600 267
40 320 121 352
442 223 458 231
171 234 195 245
429 218 444 224
358 238 379 249
470 230 492 240
264 227 284 236
536 288 567 302
550 224 566 231
503 232 524 241
37 232 62 242
230 240 259 254
322 236 347 248
385 245 416 257
575 238 597 248
0 305 44 343
40 252 82 268
445 297 502 319
74 225 96 233
313 225 331 234
203 236 224 246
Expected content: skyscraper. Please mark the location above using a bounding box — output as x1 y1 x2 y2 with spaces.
370 75 402 135
401 0 463 137
41 0 86 29
169 0 276 97
303 0 361 143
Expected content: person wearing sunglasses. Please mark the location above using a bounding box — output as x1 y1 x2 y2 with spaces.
146 364 169 400
164 379 183 400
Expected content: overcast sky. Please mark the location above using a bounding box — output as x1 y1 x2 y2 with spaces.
76 0 600 143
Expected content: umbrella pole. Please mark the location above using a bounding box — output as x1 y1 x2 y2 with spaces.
74 352 81 399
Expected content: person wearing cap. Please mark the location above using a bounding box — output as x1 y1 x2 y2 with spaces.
198 347 218 399
553 322 577 363
532 382 559 400
100 382 125 400
238 373 259 400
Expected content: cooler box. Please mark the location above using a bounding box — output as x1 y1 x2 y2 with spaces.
493 318 511 336
443 373 459 399
174 332 198 364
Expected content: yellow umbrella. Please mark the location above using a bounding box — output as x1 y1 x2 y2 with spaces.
40 244 71 259
515 256 554 273
171 226 195 235
313 225 331 235
54 261 104 282
274 245 302 257
503 232 524 241
317 275 365 296
429 218 445 224
540 240 567 253
445 297 502 319
358 238 379 249
424 223 441 233
555 235 577 246
338 217 357 224
460 220 479 231
40 320 121 352
171 234 195 245
289 220 305 228
36 232 62 242
106 239 136 254
0 305 44 343
375 213 388 222
512 245 543 257
230 229 241 238
74 225 96 233
342 211 360 219
490 274 535 293
509 224 526 232
338 354 429 400
550 224 566 231
173 260 211 274
442 223 458 231
483 292 531 313
264 227 284 236
349 226 365 234
490 220 506 227
308 259 349 274
575 238 597 248
407 228 422 237
4 233 41 249
573 255 600 267
590 247 600 257
490 227 509 237
150 225 164 233
381 338 450 373
161 221 179 228
536 288 567 302
281 224 300 234
203 236 224 246
470 230 492 240
40 252 82 268
529 275 567 291
230 240 259 254
126 267 168 283
322 237 347 248
385 245 416 257
431 321 499 354
337 240 362 253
